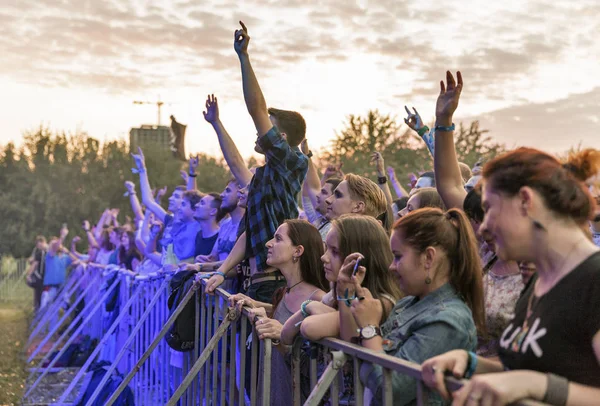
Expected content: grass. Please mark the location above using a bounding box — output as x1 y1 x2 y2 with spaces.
0 300 31 406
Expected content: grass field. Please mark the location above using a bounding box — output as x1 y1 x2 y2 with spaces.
0 301 30 406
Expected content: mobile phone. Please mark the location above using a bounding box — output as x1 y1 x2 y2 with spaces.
352 257 363 276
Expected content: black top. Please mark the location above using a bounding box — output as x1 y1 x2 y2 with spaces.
194 231 219 257
498 251 600 386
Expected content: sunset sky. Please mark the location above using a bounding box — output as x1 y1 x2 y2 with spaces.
1 0 599 161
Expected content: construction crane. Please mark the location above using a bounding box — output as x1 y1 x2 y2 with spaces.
133 97 166 125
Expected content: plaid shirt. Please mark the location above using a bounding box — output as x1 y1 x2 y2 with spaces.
245 127 308 272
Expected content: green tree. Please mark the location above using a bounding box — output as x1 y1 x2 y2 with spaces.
0 127 231 258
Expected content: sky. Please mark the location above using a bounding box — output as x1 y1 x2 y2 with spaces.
1 0 599 161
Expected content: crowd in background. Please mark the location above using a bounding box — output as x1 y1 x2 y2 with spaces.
24 21 600 406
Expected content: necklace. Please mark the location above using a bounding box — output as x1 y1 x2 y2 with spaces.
285 280 303 294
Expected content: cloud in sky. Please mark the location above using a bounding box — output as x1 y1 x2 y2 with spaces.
1 0 599 157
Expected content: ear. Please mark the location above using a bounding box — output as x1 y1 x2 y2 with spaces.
351 201 366 214
209 207 217 218
295 244 305 258
517 186 535 216
422 246 436 270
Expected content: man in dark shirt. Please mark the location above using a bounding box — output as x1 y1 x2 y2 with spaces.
193 193 223 257
205 21 308 302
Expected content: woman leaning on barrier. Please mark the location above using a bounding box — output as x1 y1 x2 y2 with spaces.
286 215 403 344
228 219 329 405
347 207 486 405
422 148 600 405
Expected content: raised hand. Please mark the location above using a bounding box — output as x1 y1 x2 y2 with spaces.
233 21 250 56
370 152 385 176
386 166 397 181
189 154 200 173
203 94 219 124
131 147 146 173
300 139 309 155
124 181 136 194
404 106 424 132
155 186 167 202
72 236 81 244
436 71 463 122
180 170 189 183
82 220 91 231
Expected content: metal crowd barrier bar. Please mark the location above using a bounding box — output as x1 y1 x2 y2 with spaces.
23 271 121 400
0 257 28 302
54 275 144 404
291 336 550 406
26 271 102 364
27 266 85 346
84 272 172 406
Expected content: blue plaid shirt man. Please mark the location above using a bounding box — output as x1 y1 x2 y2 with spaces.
244 126 308 273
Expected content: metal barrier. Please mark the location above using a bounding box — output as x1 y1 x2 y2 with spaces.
0 257 29 303
22 263 549 406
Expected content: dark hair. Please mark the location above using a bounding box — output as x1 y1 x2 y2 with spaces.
100 229 114 251
483 147 600 225
419 171 436 187
118 230 140 268
393 197 409 211
393 208 486 336
35 235 47 244
412 187 446 210
207 192 226 222
271 220 328 315
331 215 403 321
183 190 204 208
325 177 342 192
174 186 186 192
267 107 306 147
463 187 484 223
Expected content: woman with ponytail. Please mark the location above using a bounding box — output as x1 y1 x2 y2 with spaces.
348 207 484 405
423 147 600 405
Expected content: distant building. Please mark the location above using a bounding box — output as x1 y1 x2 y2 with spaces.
129 125 172 153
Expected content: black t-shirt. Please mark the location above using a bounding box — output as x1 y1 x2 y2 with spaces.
498 251 600 387
194 231 219 257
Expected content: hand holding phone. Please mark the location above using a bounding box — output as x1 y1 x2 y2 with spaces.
352 256 363 277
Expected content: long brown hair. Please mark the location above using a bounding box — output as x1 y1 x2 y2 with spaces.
483 147 600 226
332 215 403 321
271 220 328 315
393 208 486 335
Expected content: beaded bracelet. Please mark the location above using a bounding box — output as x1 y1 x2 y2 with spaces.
301 300 313 318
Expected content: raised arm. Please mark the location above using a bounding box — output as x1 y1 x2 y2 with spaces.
205 231 247 293
124 181 144 223
203 94 253 187
404 106 435 158
82 220 100 249
93 210 109 241
234 22 273 137
433 71 468 210
187 155 199 191
144 221 163 266
386 166 409 198
370 152 394 206
300 140 322 208
131 147 168 222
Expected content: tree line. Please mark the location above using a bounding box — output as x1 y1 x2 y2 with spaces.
0 111 504 258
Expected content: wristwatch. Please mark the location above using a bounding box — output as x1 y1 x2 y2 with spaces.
358 325 381 340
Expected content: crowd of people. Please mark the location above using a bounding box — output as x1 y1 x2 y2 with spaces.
25 21 600 406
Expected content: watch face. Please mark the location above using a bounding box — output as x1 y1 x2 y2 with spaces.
362 325 376 339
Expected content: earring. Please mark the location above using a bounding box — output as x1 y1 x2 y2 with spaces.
292 256 299 264
425 265 431 284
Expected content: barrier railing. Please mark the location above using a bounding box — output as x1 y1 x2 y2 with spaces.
23 263 549 406
0 257 29 303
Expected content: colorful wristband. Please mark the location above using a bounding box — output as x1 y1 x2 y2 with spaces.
464 351 478 379
188 173 197 178
434 123 455 132
214 271 226 278
417 126 430 137
301 300 313 318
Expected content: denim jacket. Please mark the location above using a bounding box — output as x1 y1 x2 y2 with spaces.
360 283 477 406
